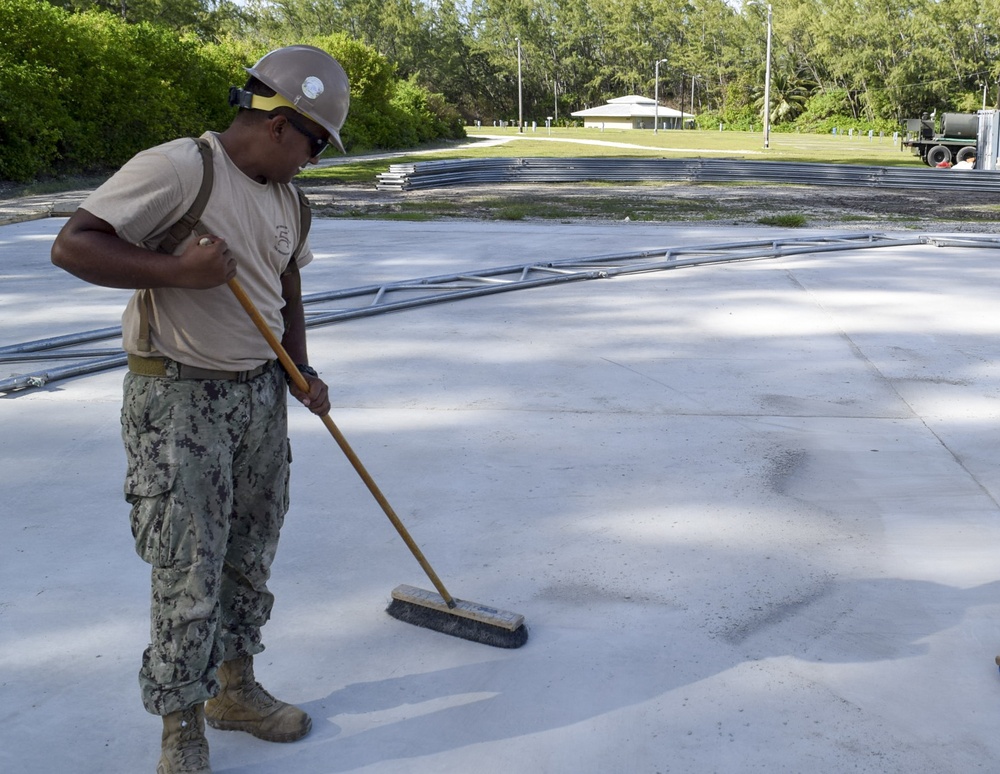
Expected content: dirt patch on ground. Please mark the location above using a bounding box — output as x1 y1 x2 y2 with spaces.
301 180 1000 233
4 177 998 233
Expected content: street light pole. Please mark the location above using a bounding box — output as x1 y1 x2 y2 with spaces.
763 4 772 149
516 37 523 133
654 58 668 134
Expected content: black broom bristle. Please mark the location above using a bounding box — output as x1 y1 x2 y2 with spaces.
387 598 529 649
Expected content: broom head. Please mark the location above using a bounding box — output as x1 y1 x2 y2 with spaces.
387 584 528 649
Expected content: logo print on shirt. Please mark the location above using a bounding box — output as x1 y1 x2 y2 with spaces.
275 224 292 257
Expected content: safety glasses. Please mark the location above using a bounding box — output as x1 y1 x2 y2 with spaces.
282 112 330 158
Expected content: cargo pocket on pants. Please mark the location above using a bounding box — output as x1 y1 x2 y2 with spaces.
126 463 179 568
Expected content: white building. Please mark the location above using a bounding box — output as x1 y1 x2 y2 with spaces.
571 95 694 130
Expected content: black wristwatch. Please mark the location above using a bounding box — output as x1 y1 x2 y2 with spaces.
285 363 318 385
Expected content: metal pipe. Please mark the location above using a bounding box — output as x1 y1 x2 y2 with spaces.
0 349 123 363
0 326 122 355
376 157 1000 192
6 233 997 395
0 354 126 393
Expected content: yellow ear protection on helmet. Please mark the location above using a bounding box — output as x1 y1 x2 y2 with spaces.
229 86 330 156
229 86 298 113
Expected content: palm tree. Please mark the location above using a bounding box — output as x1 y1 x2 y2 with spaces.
755 64 818 125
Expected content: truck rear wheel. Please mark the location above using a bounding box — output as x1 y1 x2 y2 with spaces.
956 145 977 163
926 145 952 166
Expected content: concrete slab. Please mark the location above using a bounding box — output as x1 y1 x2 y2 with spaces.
3 217 1000 773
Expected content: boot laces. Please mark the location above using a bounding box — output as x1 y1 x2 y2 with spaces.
242 677 278 711
176 714 209 768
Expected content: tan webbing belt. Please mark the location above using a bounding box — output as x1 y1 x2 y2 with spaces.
127 354 271 382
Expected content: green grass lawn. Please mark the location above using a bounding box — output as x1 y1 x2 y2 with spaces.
6 126 919 199
300 126 921 186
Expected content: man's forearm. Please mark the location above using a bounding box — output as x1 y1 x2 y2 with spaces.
279 263 309 365
52 208 235 290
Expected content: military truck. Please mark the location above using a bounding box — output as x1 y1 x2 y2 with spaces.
901 112 978 166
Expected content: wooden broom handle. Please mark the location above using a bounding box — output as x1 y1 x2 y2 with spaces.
227 277 456 607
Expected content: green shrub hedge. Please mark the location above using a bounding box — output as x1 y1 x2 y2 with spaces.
0 0 463 182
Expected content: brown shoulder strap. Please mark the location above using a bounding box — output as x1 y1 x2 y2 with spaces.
138 143 309 349
292 187 311 262
156 137 214 255
138 138 214 352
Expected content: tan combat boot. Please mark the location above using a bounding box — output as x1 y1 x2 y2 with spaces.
157 704 211 774
204 655 311 742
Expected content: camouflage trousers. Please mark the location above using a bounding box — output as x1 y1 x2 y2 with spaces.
121 361 290 716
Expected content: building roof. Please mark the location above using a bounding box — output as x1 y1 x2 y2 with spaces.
571 95 691 119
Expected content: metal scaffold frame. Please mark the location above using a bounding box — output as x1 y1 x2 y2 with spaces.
4 232 999 394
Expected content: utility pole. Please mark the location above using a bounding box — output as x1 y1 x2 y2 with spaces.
763 4 772 148
516 37 523 133
654 59 668 133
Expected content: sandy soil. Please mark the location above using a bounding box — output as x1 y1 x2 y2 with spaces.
3 176 998 234
300 179 1000 232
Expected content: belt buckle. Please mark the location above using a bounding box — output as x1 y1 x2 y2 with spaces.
236 362 267 383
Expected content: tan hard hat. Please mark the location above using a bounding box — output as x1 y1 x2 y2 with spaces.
245 45 350 153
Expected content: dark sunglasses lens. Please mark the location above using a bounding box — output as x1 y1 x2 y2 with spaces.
287 114 329 157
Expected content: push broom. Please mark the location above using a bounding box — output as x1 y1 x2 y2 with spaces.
225 274 528 648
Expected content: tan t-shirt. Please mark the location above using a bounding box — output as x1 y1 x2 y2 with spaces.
82 132 314 370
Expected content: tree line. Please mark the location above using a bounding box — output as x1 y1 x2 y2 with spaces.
5 0 1000 180
93 0 1000 130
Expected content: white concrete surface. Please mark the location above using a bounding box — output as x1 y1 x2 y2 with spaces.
3 217 1000 773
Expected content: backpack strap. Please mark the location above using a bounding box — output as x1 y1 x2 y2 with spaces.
288 187 312 267
137 138 312 350
156 137 214 254
137 138 214 352
136 289 153 352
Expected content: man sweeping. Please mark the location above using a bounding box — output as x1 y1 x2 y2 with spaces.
50 45 349 773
